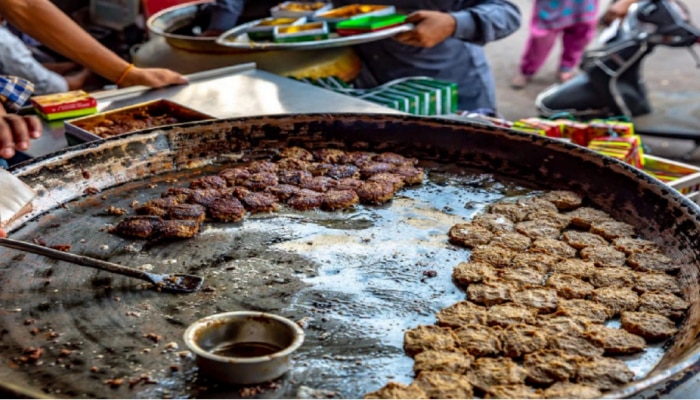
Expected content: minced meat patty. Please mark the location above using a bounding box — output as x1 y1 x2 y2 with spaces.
548 332 604 358
590 287 639 316
549 259 596 280
590 220 636 240
543 382 602 399
454 324 502 357
484 385 544 399
355 181 396 204
536 316 587 336
313 148 346 164
515 220 561 240
452 261 498 285
512 288 558 314
299 176 337 192
246 160 278 174
517 197 559 215
189 175 227 190
500 267 547 287
393 165 425 185
436 301 487 328
556 299 612 324
468 357 527 392
511 253 560 274
325 164 360 180
627 252 680 274
279 146 313 161
448 223 494 248
168 203 206 222
489 232 532 251
487 303 538 328
467 280 515 306
637 292 689 320
373 151 417 165
335 177 364 190
241 192 278 213
546 274 594 299
470 245 515 268
287 189 324 210
584 325 646 355
208 197 247 222
275 157 311 172
364 382 427 399
575 357 635 390
266 184 300 201
413 350 473 374
368 172 406 191
241 172 278 191
414 371 474 399
277 169 312 185
621 311 678 341
404 325 458 356
523 349 581 385
359 161 395 179
155 219 201 240
530 238 577 258
567 207 613 229
340 151 374 166
525 211 572 229
110 216 163 239
490 202 530 223
321 189 359 211
562 230 608 250
580 245 626 268
218 168 251 186
501 323 548 358
589 267 637 288
634 272 682 295
160 187 194 202
542 190 583 211
472 213 516 234
613 237 661 255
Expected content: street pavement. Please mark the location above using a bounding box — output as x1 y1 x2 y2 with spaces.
484 0 700 163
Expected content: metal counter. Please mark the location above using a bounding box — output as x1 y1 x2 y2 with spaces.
24 63 398 159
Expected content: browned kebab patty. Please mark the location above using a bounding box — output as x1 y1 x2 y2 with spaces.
556 298 612 324
314 148 347 164
393 165 425 185
524 210 572 229
452 261 499 285
466 279 515 307
287 189 324 211
512 288 559 314
299 175 337 192
373 151 417 165
448 223 494 248
530 238 577 258
548 331 605 358
189 174 227 190
588 267 638 289
621 311 678 341
218 167 250 186
340 150 374 166
241 172 278 191
562 230 608 250
322 189 360 211
541 190 583 211
275 157 312 172
511 253 560 274
413 350 473 374
404 325 458 356
566 206 613 229
484 384 543 399
637 292 689 320
168 203 206 222
612 237 661 255
277 169 312 185
468 357 527 392
355 180 396 204
549 259 596 279
160 187 193 202
363 381 427 399
188 188 222 208
575 357 635 390
627 251 680 274
500 267 547 287
279 145 314 161
523 349 582 385
543 381 602 399
472 212 516 234
359 161 395 179
241 192 278 213
583 325 646 355
265 184 300 201
220 186 251 200
453 324 502 357
500 323 548 358
247 160 278 174
414 371 474 399
516 196 559 215
470 244 515 268
515 220 561 240
110 216 163 239
536 315 587 336
490 202 529 223
435 301 488 328
308 163 334 177
546 273 594 299
580 245 627 268
487 303 538 328
590 220 636 240
634 272 682 295
155 219 201 240
326 164 360 180
489 232 532 251
208 197 246 222
335 177 364 191
590 287 639 316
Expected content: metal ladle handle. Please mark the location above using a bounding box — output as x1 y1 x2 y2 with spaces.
0 237 152 281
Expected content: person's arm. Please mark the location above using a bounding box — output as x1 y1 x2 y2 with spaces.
450 0 521 45
0 0 187 88
202 0 245 36
395 0 520 48
600 0 638 26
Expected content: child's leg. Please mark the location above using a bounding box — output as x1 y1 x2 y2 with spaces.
560 20 597 72
520 23 560 77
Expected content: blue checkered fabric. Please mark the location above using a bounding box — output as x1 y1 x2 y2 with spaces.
0 75 34 113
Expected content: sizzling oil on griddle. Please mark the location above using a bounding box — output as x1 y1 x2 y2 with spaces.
0 164 668 398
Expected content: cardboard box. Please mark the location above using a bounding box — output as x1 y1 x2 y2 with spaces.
31 90 97 121
271 1 333 18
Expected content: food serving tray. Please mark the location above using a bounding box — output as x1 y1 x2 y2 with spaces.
64 99 214 146
216 19 413 50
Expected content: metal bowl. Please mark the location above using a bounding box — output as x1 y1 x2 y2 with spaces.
183 311 305 385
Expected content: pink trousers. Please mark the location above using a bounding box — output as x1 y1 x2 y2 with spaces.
519 19 597 76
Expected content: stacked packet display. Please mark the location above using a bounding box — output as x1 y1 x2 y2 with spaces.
31 90 97 121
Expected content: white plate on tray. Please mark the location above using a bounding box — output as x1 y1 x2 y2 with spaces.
215 19 414 51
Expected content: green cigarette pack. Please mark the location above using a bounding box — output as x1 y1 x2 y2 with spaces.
371 91 410 113
419 79 458 114
362 93 400 111
382 87 421 115
398 81 441 115
391 83 431 115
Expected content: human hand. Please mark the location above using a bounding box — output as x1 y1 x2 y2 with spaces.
394 10 457 48
0 228 5 238
601 0 636 26
200 29 224 37
118 67 189 89
0 103 42 159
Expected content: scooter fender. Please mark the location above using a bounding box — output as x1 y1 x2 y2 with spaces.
536 74 614 118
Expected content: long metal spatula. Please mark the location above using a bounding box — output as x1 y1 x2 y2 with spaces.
0 237 204 293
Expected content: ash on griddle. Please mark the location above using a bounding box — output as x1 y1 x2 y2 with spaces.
366 190 689 399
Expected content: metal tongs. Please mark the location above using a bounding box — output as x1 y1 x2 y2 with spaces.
0 237 204 293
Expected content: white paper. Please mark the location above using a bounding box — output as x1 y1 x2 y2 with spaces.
0 169 36 225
